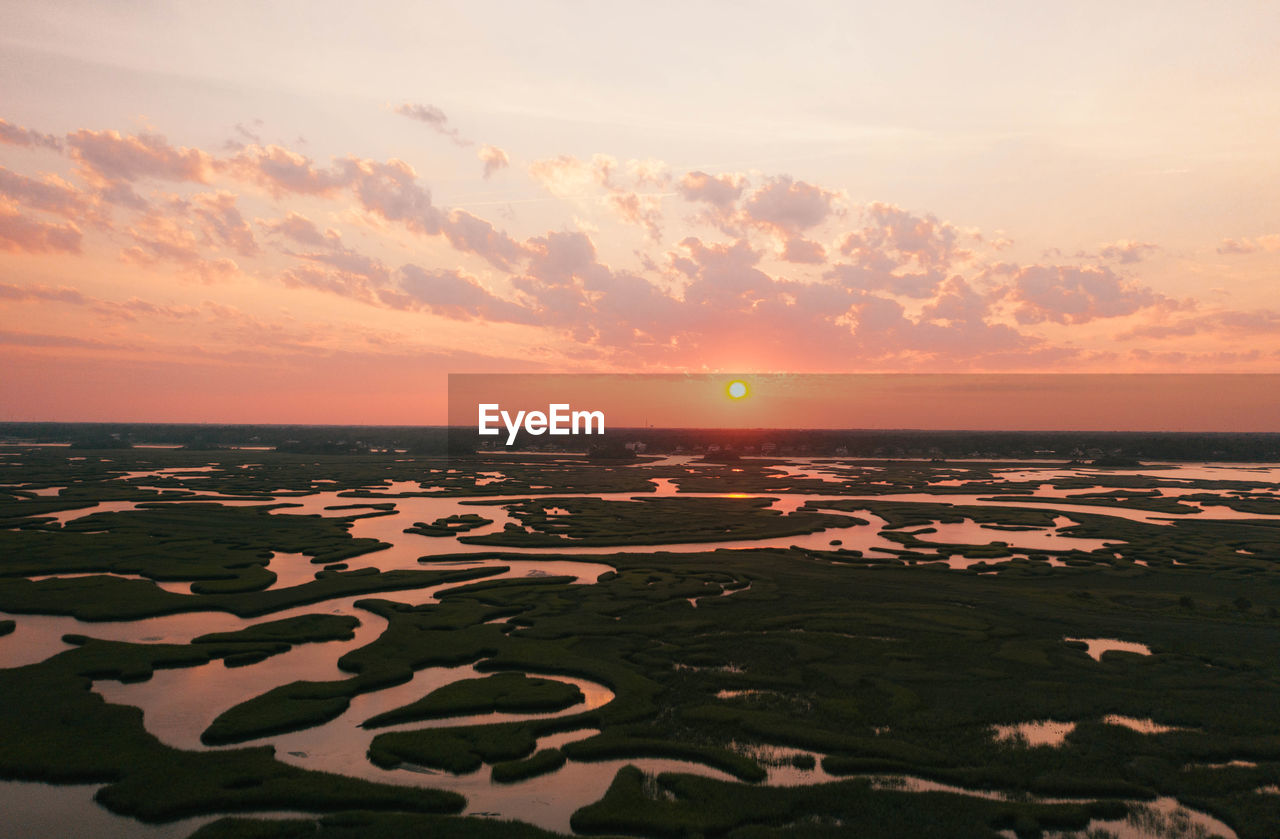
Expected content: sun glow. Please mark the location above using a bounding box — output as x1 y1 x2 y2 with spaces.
727 380 749 400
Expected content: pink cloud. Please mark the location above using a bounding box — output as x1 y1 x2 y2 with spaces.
67 129 212 185
734 176 841 263
478 145 509 179
0 282 88 304
678 170 744 211
841 203 964 271
260 212 340 248
226 145 348 196
441 209 528 269
743 176 837 234
0 119 62 151
190 192 259 257
0 208 82 254
339 157 444 234
529 154 665 238
1217 234 1280 254
781 237 826 264
1097 239 1158 264
0 167 98 222
393 103 470 146
1003 265 1176 325
391 264 532 322
120 210 237 281
1120 309 1280 340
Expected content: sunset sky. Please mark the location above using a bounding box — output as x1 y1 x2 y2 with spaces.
2 2 1278 426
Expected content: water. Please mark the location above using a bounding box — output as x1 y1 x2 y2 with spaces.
3 457 1272 836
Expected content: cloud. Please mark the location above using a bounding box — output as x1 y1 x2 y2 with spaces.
66 129 213 185
393 102 471 146
0 119 62 151
626 159 670 188
273 222 390 302
675 236 775 310
6 112 1267 377
339 156 444 234
234 121 263 145
0 330 115 349
514 230 683 347
390 264 532 322
0 282 216 324
293 246 389 284
190 192 259 257
120 210 237 281
478 145 509 179
278 239 533 324
280 263 379 302
0 208 82 254
660 234 1032 367
1120 309 1280 340
604 191 663 240
825 263 942 298
1002 265 1175 325
441 209 528 269
0 282 88 304
1097 239 1158 264
0 167 97 221
226 144 349 197
781 237 826 264
677 171 745 211
742 176 838 235
529 154 666 238
840 203 964 271
736 175 841 263
230 148 524 267
260 212 340 248
1217 234 1280 255
528 154 615 198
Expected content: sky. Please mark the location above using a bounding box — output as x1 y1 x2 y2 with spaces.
448 374 1280 432
1 1 1278 427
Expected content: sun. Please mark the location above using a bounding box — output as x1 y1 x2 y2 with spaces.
727 379 749 400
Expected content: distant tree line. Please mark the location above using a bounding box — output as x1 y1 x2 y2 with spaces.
3 423 1279 461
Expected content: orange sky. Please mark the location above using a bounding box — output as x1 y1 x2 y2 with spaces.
2 3 1279 427
449 374 1280 432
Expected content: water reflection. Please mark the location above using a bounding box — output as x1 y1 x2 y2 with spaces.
5 457 1276 836
992 719 1076 747
1065 637 1153 661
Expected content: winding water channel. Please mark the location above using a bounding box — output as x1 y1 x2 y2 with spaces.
5 458 1278 837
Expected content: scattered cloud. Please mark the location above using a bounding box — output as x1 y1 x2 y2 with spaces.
0 208 82 254
529 154 666 238
67 129 213 185
678 171 744 211
1097 239 1158 264
393 102 471 146
390 264 532 322
0 282 88 304
189 192 259 257
1217 234 1280 255
0 167 98 222
0 118 62 151
1120 309 1280 340
1 109 1274 380
1001 265 1177 325
260 212 340 248
478 145 509 179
